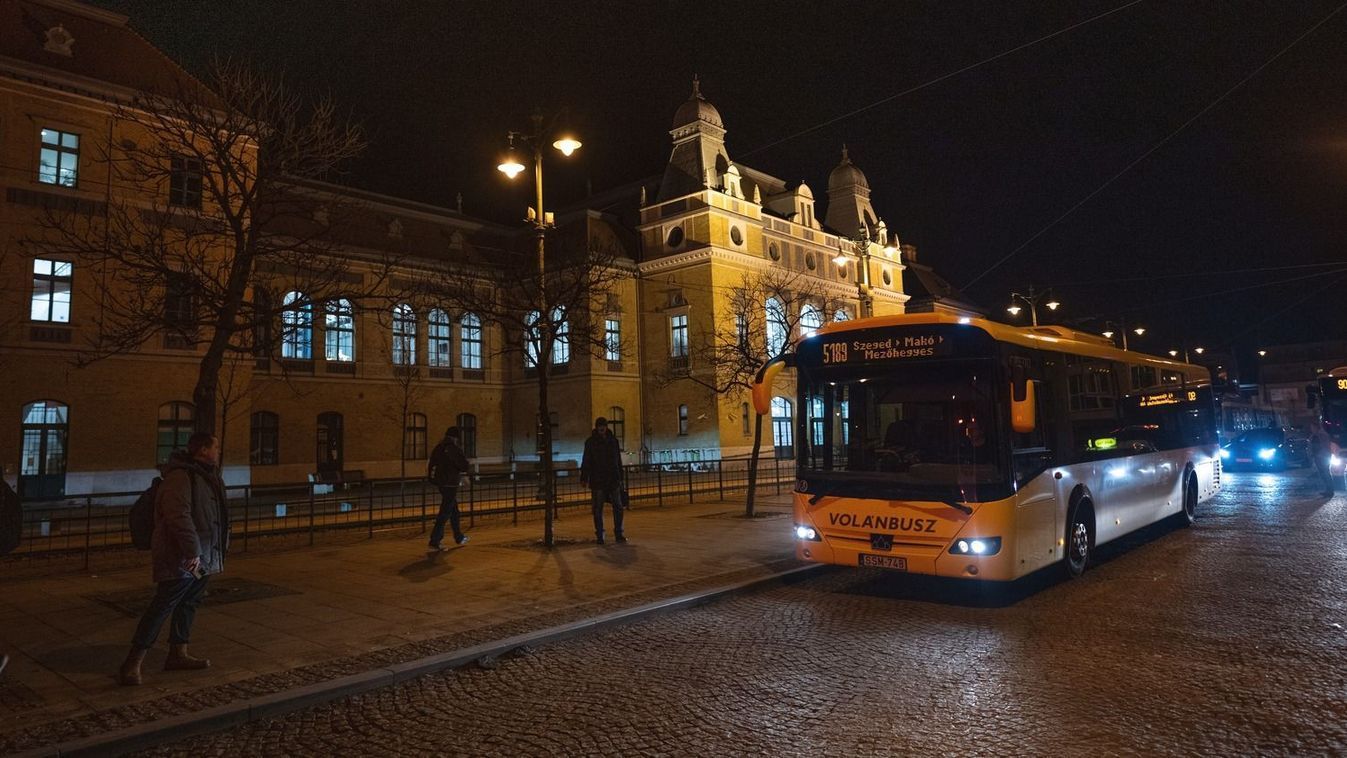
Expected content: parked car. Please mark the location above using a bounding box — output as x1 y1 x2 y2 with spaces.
1220 428 1300 470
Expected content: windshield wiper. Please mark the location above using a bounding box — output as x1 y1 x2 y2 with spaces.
943 500 973 515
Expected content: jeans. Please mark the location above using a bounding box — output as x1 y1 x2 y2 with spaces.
131 575 210 651
591 482 624 538
429 486 463 546
1315 456 1336 493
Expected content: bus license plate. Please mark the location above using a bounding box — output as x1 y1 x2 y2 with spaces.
859 554 907 570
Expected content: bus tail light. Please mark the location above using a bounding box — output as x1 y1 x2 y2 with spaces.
950 537 1002 556
794 525 822 541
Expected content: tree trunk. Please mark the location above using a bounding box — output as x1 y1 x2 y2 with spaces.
192 356 222 436
538 365 555 546
745 411 765 517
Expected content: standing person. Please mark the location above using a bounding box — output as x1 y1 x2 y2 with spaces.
1309 421 1337 498
427 426 470 550
581 417 625 545
119 433 229 686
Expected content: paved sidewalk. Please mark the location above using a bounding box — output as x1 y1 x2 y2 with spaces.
0 495 798 752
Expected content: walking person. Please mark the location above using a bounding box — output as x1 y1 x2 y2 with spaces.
427 426 470 550
119 433 229 686
1309 421 1337 497
581 417 625 545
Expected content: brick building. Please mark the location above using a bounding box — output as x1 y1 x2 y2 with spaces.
0 0 930 500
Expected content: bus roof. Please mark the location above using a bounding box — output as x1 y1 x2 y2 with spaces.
813 311 1210 382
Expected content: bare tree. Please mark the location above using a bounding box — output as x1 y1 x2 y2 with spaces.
678 269 847 516
424 235 630 546
29 58 392 436
372 300 431 504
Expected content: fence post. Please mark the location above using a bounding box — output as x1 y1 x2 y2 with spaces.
469 475 476 529
656 465 664 508
83 497 92 571
718 460 724 500
367 480 375 538
687 464 694 504
512 473 519 526
421 482 427 533
243 486 251 553
774 456 782 495
308 483 316 546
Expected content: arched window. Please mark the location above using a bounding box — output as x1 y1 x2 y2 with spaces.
800 304 823 338
457 412 478 458
551 306 570 365
771 396 794 458
157 402 195 465
324 298 355 362
20 400 68 499
524 309 542 368
281 291 312 359
460 312 483 370
403 412 428 460
392 303 416 365
741 401 751 437
677 404 689 436
428 308 452 367
250 411 279 465
765 297 788 356
608 406 626 449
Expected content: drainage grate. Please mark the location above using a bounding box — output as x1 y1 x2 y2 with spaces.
85 577 300 617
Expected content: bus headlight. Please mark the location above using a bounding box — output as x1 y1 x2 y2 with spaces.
1258 448 1277 460
1332 455 1342 467
1219 449 1231 459
950 536 1001 556
794 525 821 541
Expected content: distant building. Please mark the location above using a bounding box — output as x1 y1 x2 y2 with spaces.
0 1 970 500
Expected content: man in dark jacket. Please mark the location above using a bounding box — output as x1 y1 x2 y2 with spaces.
427 427 471 549
119 432 229 686
1309 421 1337 497
581 417 625 544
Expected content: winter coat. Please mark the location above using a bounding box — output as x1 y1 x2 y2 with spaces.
152 451 229 583
427 438 470 488
580 431 623 489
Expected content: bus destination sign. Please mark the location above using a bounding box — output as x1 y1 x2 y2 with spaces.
1136 390 1198 408
821 332 951 365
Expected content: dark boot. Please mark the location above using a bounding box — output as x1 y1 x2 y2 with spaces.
163 643 210 671
119 649 146 686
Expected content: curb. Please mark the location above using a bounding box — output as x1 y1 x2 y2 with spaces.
17 563 827 757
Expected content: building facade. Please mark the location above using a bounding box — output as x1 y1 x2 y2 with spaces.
0 1 928 500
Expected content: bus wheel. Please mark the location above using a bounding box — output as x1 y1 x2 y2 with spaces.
1179 475 1198 527
1064 502 1092 578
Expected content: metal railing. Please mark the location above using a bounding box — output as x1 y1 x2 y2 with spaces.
2 457 795 571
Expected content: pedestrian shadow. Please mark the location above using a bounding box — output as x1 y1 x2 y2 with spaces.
396 550 455 584
34 642 134 675
590 542 653 571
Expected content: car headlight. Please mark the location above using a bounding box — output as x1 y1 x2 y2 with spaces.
950 536 1001 556
1219 449 1231 459
794 525 821 541
1332 455 1342 467
1258 448 1277 460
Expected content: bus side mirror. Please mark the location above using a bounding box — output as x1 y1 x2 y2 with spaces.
1011 381 1037 434
751 358 789 416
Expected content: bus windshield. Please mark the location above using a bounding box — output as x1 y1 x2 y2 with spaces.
800 360 1005 500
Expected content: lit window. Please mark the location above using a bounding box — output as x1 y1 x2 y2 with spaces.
605 318 621 361
21 400 69 495
766 297 788 355
30 259 72 323
670 314 688 357
38 128 79 187
392 303 417 365
800 304 822 338
460 312 483 370
169 154 204 208
771 396 794 451
281 291 312 359
324 299 355 362
524 310 542 368
734 314 749 352
551 307 569 365
428 308 452 367
834 308 849 322
678 404 689 436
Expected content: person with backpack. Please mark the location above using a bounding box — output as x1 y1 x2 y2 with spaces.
580 416 625 545
119 432 229 686
426 426 470 550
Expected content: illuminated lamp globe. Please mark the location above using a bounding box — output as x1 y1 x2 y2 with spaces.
1169 350 1179 357
1194 347 1205 355
1133 326 1146 336
552 135 582 156
833 253 849 267
497 148 526 179
1102 330 1114 339
1045 300 1061 311
1006 304 1022 316
1258 350 1267 357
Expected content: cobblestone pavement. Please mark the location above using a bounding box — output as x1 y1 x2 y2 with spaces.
148 469 1347 756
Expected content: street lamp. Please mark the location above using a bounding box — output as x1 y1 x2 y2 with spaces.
833 232 883 318
496 110 581 547
1258 349 1267 357
1101 319 1145 350
1006 286 1059 327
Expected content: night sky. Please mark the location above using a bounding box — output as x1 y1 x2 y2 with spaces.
92 0 1347 363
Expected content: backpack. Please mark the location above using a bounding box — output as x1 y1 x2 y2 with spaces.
129 477 163 550
0 480 20 557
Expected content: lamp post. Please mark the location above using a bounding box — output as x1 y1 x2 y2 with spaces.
1100 318 1146 351
496 111 581 547
1006 286 1060 327
834 232 891 318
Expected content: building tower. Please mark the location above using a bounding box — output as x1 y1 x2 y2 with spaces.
657 76 730 202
